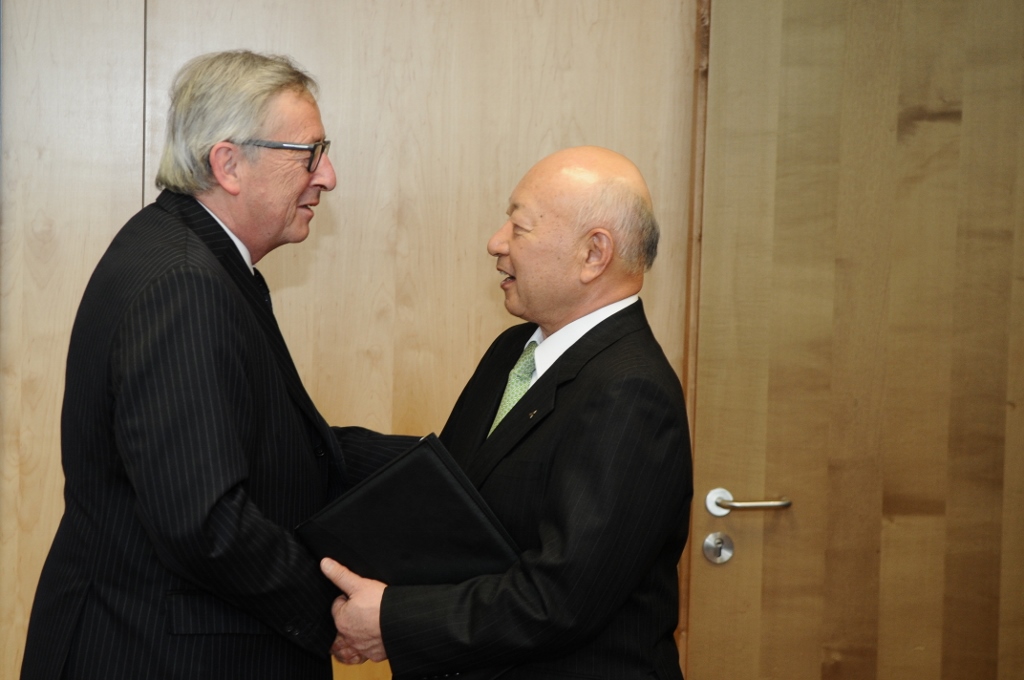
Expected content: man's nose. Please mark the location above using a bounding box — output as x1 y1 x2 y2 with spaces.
314 152 338 191
487 221 512 256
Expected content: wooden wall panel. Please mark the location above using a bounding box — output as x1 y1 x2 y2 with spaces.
144 0 696 437
3 2 698 678
0 0 145 677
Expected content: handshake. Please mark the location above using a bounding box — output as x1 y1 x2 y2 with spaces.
321 558 386 665
299 433 519 666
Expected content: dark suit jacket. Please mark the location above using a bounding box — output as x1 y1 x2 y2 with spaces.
381 301 693 680
21 191 342 680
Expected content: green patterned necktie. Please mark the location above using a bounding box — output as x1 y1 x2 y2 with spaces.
488 341 538 436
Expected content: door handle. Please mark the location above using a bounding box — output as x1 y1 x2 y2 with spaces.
705 487 792 517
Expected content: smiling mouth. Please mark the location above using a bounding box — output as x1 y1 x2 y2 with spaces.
300 194 321 212
498 268 516 286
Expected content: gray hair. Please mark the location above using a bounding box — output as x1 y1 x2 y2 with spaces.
155 50 319 195
573 178 660 274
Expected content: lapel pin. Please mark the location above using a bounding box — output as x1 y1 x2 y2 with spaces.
528 410 537 419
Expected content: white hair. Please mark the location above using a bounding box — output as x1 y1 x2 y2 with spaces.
155 50 318 195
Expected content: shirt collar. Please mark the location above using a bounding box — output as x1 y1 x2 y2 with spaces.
527 295 639 384
196 200 254 274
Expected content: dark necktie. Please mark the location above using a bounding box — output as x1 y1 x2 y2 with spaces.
252 268 273 312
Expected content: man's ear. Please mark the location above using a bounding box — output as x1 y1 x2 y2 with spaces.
580 228 614 283
208 142 244 196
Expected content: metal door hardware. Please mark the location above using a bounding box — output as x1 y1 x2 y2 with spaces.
705 487 792 517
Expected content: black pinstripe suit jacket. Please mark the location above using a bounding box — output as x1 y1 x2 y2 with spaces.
21 191 342 680
381 301 693 680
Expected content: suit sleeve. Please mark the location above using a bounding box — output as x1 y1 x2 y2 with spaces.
379 359 692 675
110 265 338 656
331 426 422 487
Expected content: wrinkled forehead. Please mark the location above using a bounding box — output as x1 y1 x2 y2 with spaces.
259 88 325 138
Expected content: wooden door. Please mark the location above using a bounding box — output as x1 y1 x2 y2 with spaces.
685 1 1024 679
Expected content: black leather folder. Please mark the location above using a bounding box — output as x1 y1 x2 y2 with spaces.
296 434 519 585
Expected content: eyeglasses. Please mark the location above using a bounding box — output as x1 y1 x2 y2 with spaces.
242 139 331 172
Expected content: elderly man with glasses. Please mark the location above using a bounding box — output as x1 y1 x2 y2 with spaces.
21 50 347 680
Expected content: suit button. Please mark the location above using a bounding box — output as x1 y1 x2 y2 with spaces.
313 443 325 457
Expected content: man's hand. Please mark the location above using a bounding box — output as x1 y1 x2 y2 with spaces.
321 558 388 664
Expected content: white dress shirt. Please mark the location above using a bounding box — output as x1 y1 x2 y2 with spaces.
525 295 639 386
197 200 254 274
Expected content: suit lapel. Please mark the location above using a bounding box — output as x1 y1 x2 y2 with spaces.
463 301 650 486
155 191 336 451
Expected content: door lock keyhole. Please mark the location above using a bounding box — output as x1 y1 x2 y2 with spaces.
702 532 734 564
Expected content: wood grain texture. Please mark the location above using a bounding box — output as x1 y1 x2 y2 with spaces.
942 0 1021 676
676 0 712 668
1001 35 1024 678
3 2 698 678
687 0 782 675
0 0 145 677
688 0 1023 678
143 0 697 438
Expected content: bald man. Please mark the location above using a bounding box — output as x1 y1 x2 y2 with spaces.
324 147 693 680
